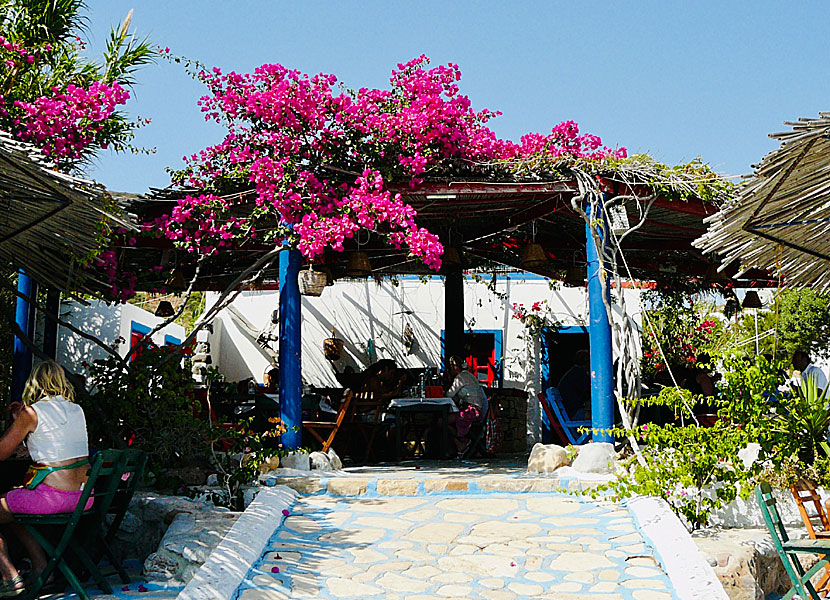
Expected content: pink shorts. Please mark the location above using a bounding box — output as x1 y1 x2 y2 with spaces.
456 404 482 438
5 483 93 515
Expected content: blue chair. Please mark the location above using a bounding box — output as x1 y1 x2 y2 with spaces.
541 387 591 445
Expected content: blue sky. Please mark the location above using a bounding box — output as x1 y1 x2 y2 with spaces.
83 1 830 194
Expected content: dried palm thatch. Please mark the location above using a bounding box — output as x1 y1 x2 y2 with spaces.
0 129 130 294
695 113 830 289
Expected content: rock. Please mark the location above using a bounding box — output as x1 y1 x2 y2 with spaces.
692 528 795 600
571 442 616 474
309 451 333 470
527 443 569 473
280 451 310 471
242 486 260 508
206 473 219 486
327 448 343 470
143 551 181 580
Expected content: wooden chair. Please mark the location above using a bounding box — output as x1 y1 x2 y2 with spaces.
302 389 353 453
791 480 830 594
15 449 129 600
343 391 387 463
541 387 591 445
756 482 830 600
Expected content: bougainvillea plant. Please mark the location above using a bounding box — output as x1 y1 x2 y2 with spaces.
122 55 627 301
0 3 155 172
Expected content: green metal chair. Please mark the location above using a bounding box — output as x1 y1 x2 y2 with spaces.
91 448 147 584
756 481 830 600
15 448 138 600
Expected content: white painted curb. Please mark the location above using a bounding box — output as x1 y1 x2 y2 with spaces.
177 485 298 600
628 496 729 600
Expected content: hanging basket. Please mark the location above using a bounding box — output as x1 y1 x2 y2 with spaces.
323 337 344 361
298 269 327 296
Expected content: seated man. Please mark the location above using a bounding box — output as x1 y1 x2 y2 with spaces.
558 349 591 420
360 359 405 403
792 349 828 392
445 355 487 456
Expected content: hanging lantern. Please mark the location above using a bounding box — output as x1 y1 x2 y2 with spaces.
703 263 728 283
346 251 372 277
564 267 584 287
166 268 187 291
154 300 175 317
442 247 461 266
520 243 547 270
742 290 762 309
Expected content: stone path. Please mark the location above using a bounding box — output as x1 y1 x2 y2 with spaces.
235 492 679 600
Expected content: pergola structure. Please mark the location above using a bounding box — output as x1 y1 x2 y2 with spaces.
2 137 771 447
109 162 767 449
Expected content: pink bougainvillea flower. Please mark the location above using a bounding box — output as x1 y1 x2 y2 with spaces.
122 586 130 592
282 509 290 517
510 561 517 567
271 566 280 573
138 584 148 592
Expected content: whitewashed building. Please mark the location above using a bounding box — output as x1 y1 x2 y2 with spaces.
203 273 642 446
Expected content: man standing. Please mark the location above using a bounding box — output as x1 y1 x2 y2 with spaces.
792 349 828 392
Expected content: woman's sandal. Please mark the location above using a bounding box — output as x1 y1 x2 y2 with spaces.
0 574 25 598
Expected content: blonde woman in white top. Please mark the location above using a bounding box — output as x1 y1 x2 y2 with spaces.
0 361 90 596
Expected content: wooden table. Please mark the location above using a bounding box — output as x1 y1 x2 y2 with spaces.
389 398 457 460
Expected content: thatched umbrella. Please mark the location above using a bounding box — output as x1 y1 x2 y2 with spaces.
696 113 830 288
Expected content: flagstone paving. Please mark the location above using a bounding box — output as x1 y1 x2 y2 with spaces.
235 491 680 600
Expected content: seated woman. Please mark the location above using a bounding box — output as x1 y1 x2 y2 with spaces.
0 360 91 596
445 355 487 456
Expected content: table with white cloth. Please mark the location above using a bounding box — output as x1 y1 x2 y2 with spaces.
388 397 458 460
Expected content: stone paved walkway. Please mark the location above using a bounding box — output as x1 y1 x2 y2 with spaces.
235 491 680 600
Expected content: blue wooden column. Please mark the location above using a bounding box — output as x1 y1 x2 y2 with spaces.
278 247 302 449
11 271 36 402
585 200 614 443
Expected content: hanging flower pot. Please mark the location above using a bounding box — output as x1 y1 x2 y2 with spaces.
298 268 327 296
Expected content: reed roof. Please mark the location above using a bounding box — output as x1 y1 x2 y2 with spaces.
0 130 128 295
695 113 830 289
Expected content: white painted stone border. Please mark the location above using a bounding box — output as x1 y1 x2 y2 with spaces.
178 485 298 600
628 496 729 600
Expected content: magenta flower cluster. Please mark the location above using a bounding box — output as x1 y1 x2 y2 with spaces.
13 81 130 160
0 35 35 68
155 56 626 274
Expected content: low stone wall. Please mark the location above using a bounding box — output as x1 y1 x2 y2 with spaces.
109 492 241 584
487 387 527 454
692 528 801 600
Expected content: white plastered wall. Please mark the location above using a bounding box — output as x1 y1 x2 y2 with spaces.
56 299 185 374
